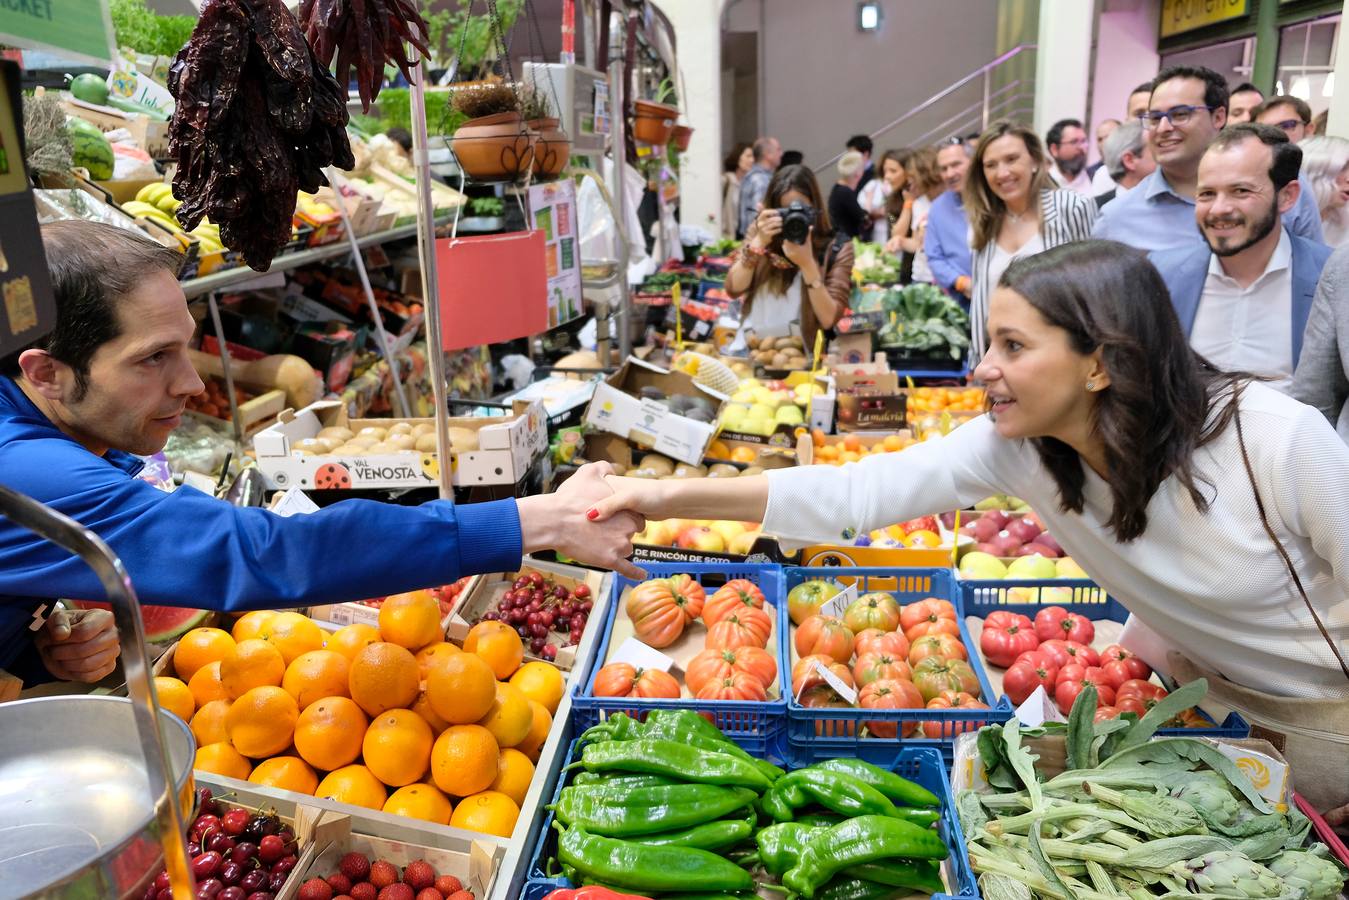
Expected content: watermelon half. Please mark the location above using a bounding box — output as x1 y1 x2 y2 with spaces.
72 600 211 643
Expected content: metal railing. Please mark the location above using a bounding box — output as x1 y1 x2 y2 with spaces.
815 44 1036 171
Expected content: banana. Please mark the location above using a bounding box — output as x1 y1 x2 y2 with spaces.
155 195 181 215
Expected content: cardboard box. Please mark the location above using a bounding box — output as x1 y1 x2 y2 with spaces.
61 96 169 157
835 371 907 431
280 289 354 325
253 400 548 490
94 177 161 205
309 577 477 632
794 429 914 465
831 331 875 366
291 326 358 393
583 356 727 465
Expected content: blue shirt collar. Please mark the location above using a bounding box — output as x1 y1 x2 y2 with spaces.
1142 168 1195 206
0 376 145 477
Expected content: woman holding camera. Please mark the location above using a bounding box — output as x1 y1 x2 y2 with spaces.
726 164 855 352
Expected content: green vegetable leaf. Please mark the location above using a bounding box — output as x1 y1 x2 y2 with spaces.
957 788 990 835
1067 684 1098 771
1030 826 1081 900
1089 718 1132 768
1101 738 1272 814
1004 718 1043 812
1111 679 1208 754
980 872 1035 900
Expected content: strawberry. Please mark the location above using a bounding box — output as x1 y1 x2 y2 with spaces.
378 885 414 900
327 873 353 895
298 878 335 900
339 852 372 883
369 860 399 889
433 876 462 895
414 891 444 900
402 860 436 891
349 884 378 900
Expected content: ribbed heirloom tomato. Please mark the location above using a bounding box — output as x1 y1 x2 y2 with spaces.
853 628 909 660
908 633 966 665
591 662 680 699
686 646 777 695
1032 606 1096 645
1003 649 1060 704
979 610 1039 667
794 615 854 664
626 575 706 648
900 598 958 642
921 690 991 738
911 656 980 702
702 579 766 625
841 592 901 633
706 606 773 651
852 651 911 688
791 654 854 696
1054 664 1115 715
858 679 924 738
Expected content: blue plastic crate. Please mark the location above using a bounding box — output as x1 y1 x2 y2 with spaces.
783 567 1012 767
572 562 789 761
520 880 567 900
957 578 1249 740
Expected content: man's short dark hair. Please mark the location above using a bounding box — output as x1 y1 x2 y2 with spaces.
1209 123 1303 191
0 221 183 399
780 149 804 167
385 126 413 152
1046 118 1083 148
1254 95 1312 125
1131 81 1153 96
846 134 873 155
1151 65 1230 112
1232 82 1263 98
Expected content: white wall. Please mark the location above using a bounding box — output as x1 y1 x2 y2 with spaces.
1089 0 1161 157
1034 0 1095 137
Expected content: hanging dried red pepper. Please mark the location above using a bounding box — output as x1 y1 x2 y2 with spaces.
298 0 430 111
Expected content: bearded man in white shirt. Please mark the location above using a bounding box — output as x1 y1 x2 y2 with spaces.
1149 123 1331 393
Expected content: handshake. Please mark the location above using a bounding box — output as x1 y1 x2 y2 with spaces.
517 462 650 580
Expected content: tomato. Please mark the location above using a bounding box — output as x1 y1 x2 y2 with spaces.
854 628 909 660
1101 659 1141 690
794 615 855 664
905 618 963 640
1116 679 1166 702
908 633 967 665
858 678 924 738
853 651 912 688
1003 657 1057 705
842 592 902 634
791 654 855 697
1093 705 1121 723
1032 606 1096 645
1054 664 1115 715
1100 644 1151 681
911 656 981 701
921 690 991 739
900 598 958 643
1041 638 1098 668
898 515 941 536
980 611 1040 667
1116 696 1149 717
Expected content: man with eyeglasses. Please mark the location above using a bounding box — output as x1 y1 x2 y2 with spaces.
1045 118 1093 195
1094 65 1324 251
1254 96 1317 144
925 139 974 303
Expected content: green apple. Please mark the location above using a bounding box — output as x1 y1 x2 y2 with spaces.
958 551 1007 579
1006 554 1057 580
1056 557 1088 579
974 495 1007 511
775 404 804 425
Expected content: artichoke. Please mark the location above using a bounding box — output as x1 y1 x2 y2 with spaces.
1186 850 1287 898
1267 849 1347 900
1171 772 1242 829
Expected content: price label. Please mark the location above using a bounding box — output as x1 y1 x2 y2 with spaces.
1013 685 1064 727
818 581 858 619
610 637 678 674
272 487 320 518
813 659 858 704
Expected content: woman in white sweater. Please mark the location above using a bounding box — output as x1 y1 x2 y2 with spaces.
592 241 1349 819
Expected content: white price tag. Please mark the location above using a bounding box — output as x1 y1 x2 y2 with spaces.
814 659 858 705
272 487 321 518
819 581 858 620
609 637 678 674
1013 685 1064 727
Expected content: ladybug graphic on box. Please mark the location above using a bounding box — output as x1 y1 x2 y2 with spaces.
313 462 352 490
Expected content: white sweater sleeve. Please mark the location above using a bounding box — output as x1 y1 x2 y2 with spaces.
763 415 1009 548
1270 401 1349 600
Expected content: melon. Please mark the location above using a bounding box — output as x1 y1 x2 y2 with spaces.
72 600 210 643
66 117 114 181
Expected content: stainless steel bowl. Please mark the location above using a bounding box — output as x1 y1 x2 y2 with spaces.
0 695 195 900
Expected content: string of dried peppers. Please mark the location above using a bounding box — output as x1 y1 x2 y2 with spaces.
299 0 430 111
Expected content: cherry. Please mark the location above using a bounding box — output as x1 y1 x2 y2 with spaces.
155 872 172 891
573 585 591 600
257 835 285 865
191 815 221 842
542 644 558 661
206 831 235 854
229 842 257 866
221 808 250 836
239 870 267 893
218 888 246 900
529 637 545 654
195 880 223 899
219 861 244 886
268 869 287 891
270 855 297 876
192 851 223 879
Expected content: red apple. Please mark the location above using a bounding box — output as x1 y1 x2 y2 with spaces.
983 509 1011 531
968 517 1001 542
1021 541 1059 559
1037 532 1063 556
990 532 1023 556
675 526 726 553
1006 517 1042 544
975 541 1002 555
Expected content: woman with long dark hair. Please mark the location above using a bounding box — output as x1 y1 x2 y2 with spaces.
721 143 753 239
593 240 1349 820
725 164 854 352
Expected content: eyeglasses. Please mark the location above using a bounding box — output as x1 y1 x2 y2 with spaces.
1270 118 1308 133
1139 105 1217 129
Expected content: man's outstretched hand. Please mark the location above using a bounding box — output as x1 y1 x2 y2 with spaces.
518 462 646 579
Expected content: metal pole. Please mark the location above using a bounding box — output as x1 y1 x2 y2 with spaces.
206 292 243 445
326 167 410 418
410 54 454 500
608 56 631 361
982 69 991 131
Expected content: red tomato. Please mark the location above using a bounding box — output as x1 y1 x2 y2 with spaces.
1101 659 1140 690
906 618 963 640
921 690 991 739
1013 648 1060 675
1032 606 1096 644
1116 697 1149 717
1116 679 1167 702
1003 658 1056 705
1054 666 1116 715
908 633 967 665
898 516 941 536
1042 638 1099 668
911 656 981 701
1093 705 1121 723
901 598 958 643
1100 644 1151 681
980 611 1040 667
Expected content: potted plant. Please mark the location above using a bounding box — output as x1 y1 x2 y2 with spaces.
521 81 571 179
449 82 535 181
632 78 678 146
671 120 694 152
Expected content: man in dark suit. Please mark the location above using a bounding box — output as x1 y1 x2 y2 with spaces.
1149 124 1331 393
846 135 875 193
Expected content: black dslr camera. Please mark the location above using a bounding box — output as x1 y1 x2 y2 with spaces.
776 201 817 244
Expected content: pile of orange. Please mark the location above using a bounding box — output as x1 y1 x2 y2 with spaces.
809 430 914 465
906 386 984 415
162 594 566 840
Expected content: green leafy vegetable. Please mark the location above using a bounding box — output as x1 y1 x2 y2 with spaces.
1100 739 1272 814
1067 684 1098 771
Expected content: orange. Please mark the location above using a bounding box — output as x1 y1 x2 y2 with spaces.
449 790 519 837
248 756 318 795
383 783 453 825
231 610 276 644
843 434 861 453
315 764 387 811
514 700 552 762
706 439 730 460
348 642 419 716
379 590 443 651
188 661 230 707
225 685 299 758
411 690 451 735
508 661 564 715
811 428 827 448
907 529 941 549
730 446 756 464
326 623 382 661
195 743 252 781
490 748 535 806
294 696 367 771
425 652 496 725
415 642 461 682
363 709 434 787
282 649 350 709
190 699 232 747
430 725 499 797
258 611 324 665
464 621 523 680
477 682 532 748
882 434 905 452
220 639 286 699
174 628 236 682
154 676 195 723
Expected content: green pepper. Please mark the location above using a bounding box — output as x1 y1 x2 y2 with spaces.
814 876 914 900
555 823 755 893
768 768 899 821
582 711 786 781
814 759 941 808
553 783 756 836
576 739 774 791
796 813 848 827
845 859 944 894
760 782 798 821
754 822 824 876
628 816 752 851
782 815 950 897
572 772 678 788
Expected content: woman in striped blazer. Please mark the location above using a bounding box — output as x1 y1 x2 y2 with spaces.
965 120 1098 360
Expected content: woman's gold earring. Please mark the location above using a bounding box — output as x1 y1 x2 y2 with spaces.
1085 381 1095 391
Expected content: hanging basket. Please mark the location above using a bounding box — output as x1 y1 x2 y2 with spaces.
671 124 694 152
632 99 678 146
528 117 572 178
450 111 537 181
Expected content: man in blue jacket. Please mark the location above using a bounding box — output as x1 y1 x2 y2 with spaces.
924 140 973 304
1149 124 1332 392
0 221 644 686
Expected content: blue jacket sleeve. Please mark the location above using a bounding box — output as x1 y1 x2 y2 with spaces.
1289 178 1326 245
0 435 523 612
925 211 966 294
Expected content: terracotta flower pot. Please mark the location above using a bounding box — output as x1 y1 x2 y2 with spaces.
451 111 536 181
671 124 694 152
632 99 678 146
528 117 572 178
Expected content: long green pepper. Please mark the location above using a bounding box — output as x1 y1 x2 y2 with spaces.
783 815 950 897
628 816 754 851
581 711 786 781
555 823 755 893
575 739 774 790
767 768 901 821
815 758 942 808
553 783 756 836
814 876 917 900
754 822 824 876
845 859 945 893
